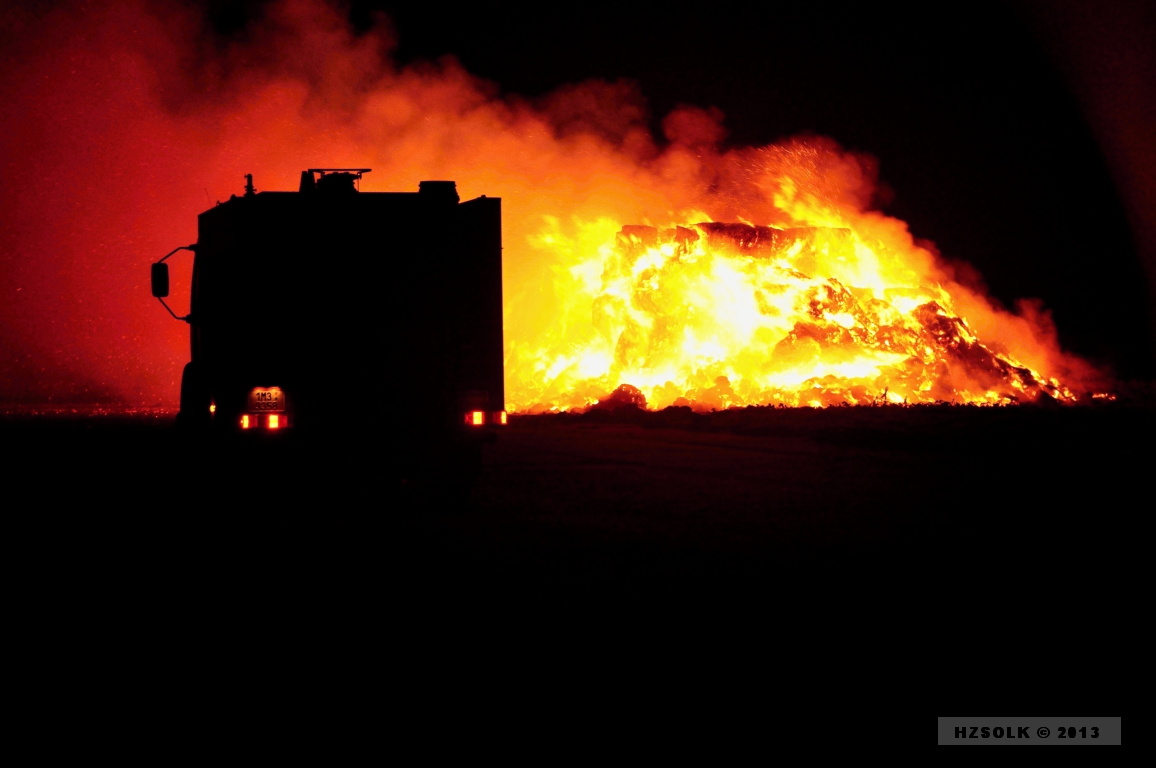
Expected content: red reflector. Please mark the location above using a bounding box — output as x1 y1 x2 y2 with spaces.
241 414 251 429
468 411 485 426
498 411 507 425
268 414 280 429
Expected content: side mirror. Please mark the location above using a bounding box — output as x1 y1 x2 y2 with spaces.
151 262 170 298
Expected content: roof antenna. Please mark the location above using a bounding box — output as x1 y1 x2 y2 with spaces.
244 173 256 197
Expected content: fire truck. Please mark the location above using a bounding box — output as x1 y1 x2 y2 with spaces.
151 169 507 487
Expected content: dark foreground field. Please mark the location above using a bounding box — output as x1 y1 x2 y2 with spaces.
4 402 1145 713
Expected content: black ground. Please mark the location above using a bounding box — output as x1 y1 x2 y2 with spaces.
6 401 1144 715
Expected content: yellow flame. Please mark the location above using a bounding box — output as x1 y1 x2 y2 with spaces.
502 142 1097 412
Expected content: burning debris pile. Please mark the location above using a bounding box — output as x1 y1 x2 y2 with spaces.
509 214 1092 413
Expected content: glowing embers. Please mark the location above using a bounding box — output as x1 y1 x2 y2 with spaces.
465 410 508 427
510 218 1081 411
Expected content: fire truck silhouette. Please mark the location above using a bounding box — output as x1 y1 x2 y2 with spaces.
151 169 506 487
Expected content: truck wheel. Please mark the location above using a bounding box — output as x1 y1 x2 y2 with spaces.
176 362 211 429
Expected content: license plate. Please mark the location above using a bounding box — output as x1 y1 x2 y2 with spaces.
248 386 285 412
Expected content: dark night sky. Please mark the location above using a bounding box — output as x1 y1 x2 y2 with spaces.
346 0 1156 382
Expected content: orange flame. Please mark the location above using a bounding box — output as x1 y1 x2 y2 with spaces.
506 139 1100 412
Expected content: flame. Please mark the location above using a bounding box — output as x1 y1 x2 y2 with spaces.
506 140 1098 412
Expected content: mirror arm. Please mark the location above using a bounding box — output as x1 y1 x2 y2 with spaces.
153 244 197 322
